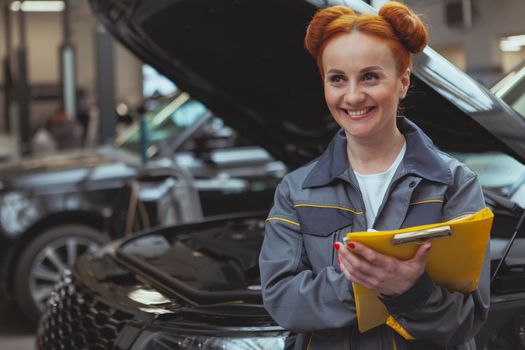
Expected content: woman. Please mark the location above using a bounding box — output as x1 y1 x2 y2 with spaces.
259 2 489 350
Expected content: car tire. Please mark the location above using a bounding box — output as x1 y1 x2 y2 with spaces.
13 225 108 324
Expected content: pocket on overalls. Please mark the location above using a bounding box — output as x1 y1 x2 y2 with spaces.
295 204 354 270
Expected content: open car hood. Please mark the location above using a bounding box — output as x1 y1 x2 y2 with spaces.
90 0 525 168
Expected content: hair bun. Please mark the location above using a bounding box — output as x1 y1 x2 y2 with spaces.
305 6 356 58
379 2 428 53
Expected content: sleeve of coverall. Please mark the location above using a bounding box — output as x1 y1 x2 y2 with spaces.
380 172 490 347
259 180 358 332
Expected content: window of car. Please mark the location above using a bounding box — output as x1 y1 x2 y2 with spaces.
500 74 525 119
114 93 253 158
451 151 525 208
492 63 525 119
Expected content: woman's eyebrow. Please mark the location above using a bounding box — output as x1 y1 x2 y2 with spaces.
326 66 383 75
326 68 345 75
361 66 383 73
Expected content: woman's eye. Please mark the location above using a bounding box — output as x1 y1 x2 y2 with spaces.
328 75 346 85
362 72 379 81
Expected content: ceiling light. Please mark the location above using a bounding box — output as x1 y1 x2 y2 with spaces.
10 1 65 12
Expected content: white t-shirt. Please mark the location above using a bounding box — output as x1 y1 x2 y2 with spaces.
354 143 406 229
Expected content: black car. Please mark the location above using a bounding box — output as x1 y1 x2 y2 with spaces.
0 91 284 323
38 0 525 349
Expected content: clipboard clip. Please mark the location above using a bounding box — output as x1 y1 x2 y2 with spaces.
391 226 452 245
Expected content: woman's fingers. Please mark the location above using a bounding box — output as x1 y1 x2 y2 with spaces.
337 246 382 283
411 242 432 264
348 241 389 267
339 258 371 287
336 240 431 294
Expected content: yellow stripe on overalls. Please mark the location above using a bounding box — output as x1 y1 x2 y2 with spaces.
386 315 415 340
409 199 444 205
294 203 364 215
265 217 300 227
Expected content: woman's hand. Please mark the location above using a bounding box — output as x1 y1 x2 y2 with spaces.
335 241 431 296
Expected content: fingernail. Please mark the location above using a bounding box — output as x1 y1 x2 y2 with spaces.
333 242 341 250
348 242 355 249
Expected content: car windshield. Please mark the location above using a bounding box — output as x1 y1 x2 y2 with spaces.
492 62 525 119
450 151 525 208
113 93 209 155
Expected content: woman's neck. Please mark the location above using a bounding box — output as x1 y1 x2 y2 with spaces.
346 127 405 175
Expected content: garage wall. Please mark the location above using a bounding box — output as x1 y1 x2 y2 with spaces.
6 11 61 83
0 1 142 134
70 1 143 107
0 11 63 132
408 0 525 84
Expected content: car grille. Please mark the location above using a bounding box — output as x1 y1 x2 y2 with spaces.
37 272 135 350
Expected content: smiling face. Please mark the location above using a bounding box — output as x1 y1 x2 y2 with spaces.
322 31 410 142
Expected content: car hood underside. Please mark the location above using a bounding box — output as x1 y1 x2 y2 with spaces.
90 0 525 168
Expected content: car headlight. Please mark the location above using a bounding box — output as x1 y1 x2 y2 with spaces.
135 331 287 350
0 190 35 234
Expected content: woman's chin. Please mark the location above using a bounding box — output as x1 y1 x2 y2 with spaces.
341 125 376 140
337 116 376 137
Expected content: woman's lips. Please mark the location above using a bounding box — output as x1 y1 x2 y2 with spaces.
341 106 375 119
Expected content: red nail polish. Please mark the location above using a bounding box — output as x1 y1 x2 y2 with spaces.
333 242 341 250
348 242 355 249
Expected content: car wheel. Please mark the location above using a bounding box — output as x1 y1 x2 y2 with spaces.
13 225 108 324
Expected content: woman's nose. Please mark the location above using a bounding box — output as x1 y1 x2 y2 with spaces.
343 85 366 105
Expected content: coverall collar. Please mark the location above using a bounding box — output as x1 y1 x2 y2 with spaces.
302 117 453 189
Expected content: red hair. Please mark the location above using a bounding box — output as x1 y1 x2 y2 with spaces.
305 2 428 77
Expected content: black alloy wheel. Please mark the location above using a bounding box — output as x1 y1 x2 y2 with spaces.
13 225 108 324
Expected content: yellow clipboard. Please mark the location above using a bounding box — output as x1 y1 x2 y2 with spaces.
345 207 494 333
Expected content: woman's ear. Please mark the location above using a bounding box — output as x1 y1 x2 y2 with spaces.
399 68 411 100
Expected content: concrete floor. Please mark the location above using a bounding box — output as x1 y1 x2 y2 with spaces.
0 300 36 350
